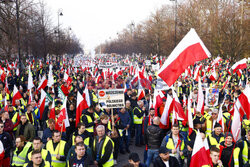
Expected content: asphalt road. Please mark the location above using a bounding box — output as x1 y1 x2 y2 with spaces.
117 139 146 166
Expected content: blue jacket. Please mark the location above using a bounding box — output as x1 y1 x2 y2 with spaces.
118 110 131 128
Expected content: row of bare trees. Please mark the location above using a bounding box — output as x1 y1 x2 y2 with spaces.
0 0 83 62
95 0 249 62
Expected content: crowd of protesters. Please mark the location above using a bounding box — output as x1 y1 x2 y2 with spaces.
0 54 249 167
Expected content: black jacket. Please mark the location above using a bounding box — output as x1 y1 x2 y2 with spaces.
24 160 48 167
0 132 12 158
145 124 165 149
92 136 113 166
153 156 180 167
67 153 94 167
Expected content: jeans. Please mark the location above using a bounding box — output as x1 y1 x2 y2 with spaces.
134 124 143 145
120 130 130 151
146 149 159 167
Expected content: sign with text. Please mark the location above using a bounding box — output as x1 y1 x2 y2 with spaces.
98 89 125 108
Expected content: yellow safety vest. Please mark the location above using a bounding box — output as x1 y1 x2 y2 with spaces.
92 91 98 103
133 107 143 124
27 149 49 163
12 142 32 166
23 161 50 167
234 147 240 167
72 135 90 147
206 118 213 136
166 137 185 159
242 141 249 164
46 140 66 167
80 112 99 133
93 136 114 167
208 134 224 148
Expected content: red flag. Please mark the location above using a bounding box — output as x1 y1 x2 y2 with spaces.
12 85 23 106
158 28 210 87
197 77 204 114
76 91 84 127
49 99 55 120
137 87 145 101
55 97 70 132
4 78 10 94
37 75 48 91
190 131 211 167
160 94 173 127
238 86 250 119
39 89 46 120
231 58 247 73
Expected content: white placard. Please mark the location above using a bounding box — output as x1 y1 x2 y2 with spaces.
98 89 125 108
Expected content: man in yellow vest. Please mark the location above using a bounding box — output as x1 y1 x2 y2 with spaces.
207 123 224 148
92 125 114 167
26 137 51 164
12 135 32 167
161 124 186 166
68 122 91 148
23 150 50 167
204 108 219 136
235 130 250 166
133 100 145 147
81 105 98 137
45 130 68 167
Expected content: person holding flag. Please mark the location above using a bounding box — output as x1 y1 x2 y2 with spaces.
161 124 186 166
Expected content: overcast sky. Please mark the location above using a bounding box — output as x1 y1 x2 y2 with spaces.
42 0 170 54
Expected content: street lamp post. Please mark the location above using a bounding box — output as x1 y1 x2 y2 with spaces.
170 0 177 47
57 9 63 60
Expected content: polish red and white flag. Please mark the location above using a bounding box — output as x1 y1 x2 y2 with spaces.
158 28 210 87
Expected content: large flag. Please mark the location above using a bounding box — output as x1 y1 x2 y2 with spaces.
231 99 242 142
49 99 55 120
83 86 91 109
37 75 48 91
172 89 188 125
76 91 84 127
63 71 73 88
217 101 225 132
12 85 23 106
193 64 202 82
158 28 210 87
187 92 194 135
137 82 145 101
47 64 54 87
237 86 250 119
55 97 70 132
231 58 247 73
58 87 66 101
39 89 46 120
28 65 34 90
197 77 204 114
190 130 211 167
160 94 173 126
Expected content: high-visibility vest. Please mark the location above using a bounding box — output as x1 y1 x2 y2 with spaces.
178 120 188 132
72 135 90 147
27 149 50 163
234 147 240 167
206 118 213 135
93 136 114 167
92 91 98 103
81 112 99 133
12 142 32 166
166 137 185 159
23 161 50 167
242 141 249 164
208 134 224 148
46 140 66 167
133 107 143 124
